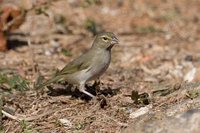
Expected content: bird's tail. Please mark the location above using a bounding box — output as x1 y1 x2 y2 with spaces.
35 76 62 89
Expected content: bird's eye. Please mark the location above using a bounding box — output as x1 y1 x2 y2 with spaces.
102 37 108 41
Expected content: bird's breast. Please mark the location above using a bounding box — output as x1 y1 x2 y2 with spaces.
87 50 111 81
66 50 111 84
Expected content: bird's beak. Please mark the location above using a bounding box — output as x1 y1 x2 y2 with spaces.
111 37 119 45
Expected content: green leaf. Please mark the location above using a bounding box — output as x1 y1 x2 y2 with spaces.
34 75 44 89
84 18 102 35
0 72 29 94
0 74 8 84
186 90 199 99
82 0 101 7
131 90 139 101
1 74 29 91
35 6 48 15
61 48 72 57
134 25 164 34
75 123 86 130
20 120 37 133
131 90 150 105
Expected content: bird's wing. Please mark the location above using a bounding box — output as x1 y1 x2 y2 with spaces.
35 52 92 89
56 53 92 76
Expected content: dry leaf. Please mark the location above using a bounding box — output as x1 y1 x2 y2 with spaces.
0 21 6 51
0 4 25 31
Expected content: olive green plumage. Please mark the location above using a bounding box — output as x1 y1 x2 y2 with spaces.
36 32 119 98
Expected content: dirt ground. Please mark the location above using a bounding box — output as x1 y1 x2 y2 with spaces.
0 0 200 133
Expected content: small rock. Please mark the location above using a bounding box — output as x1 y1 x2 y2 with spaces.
184 67 196 82
129 105 152 119
44 50 52 56
124 109 200 133
59 118 72 127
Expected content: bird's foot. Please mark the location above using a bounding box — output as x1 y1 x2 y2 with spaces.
94 79 100 86
80 89 95 98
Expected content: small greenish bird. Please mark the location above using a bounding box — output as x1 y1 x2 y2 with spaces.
36 32 119 98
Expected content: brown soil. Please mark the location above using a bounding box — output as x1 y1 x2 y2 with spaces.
0 0 200 132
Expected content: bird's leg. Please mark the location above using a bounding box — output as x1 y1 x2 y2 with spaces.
93 78 101 94
94 78 100 86
79 83 95 98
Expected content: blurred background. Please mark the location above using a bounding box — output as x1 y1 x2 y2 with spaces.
0 0 200 132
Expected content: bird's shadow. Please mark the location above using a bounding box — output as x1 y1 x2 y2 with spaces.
47 82 120 101
7 39 28 50
6 32 28 50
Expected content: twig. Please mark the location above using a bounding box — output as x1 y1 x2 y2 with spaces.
0 95 3 130
1 109 55 122
27 38 39 90
22 110 54 121
1 110 19 121
28 38 36 75
2 10 25 31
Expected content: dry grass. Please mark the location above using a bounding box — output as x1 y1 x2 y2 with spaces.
0 0 200 132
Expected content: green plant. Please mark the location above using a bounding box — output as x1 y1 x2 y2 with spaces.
35 6 48 15
186 90 200 99
20 120 37 133
75 123 86 130
131 90 150 105
0 73 29 92
61 48 72 57
134 25 164 34
84 18 102 35
83 0 101 7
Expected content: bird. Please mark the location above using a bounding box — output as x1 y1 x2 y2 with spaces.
36 32 119 98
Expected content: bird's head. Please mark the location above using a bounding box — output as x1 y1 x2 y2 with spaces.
92 32 119 50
